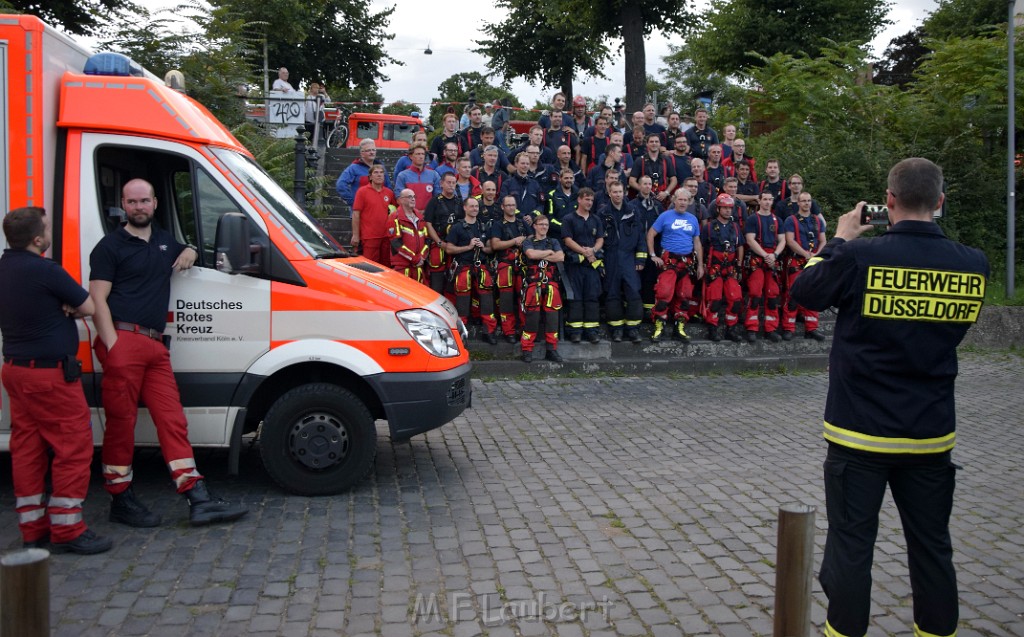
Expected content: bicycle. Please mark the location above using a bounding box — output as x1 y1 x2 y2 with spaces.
324 104 350 149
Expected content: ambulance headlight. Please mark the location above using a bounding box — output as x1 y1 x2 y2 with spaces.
396 309 461 358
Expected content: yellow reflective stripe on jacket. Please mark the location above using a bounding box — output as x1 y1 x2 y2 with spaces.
805 256 823 268
823 421 955 454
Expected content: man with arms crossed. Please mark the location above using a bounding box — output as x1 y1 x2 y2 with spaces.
1 207 112 554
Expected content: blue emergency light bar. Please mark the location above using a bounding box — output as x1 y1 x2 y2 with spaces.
83 52 145 78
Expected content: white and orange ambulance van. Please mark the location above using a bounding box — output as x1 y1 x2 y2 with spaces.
0 15 472 495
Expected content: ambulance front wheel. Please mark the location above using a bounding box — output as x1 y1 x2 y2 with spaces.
260 383 377 495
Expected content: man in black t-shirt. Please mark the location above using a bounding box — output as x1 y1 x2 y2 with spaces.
89 179 247 529
0 207 112 554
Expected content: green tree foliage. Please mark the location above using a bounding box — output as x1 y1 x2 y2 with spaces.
742 33 1023 273
230 122 332 217
873 27 928 88
924 0 1007 39
661 46 749 125
899 30 1023 255
207 0 398 93
875 0 1007 89
745 43 901 221
553 0 692 116
381 101 418 116
5 0 142 36
476 0 610 100
428 72 523 131
101 4 255 127
329 87 386 114
687 0 890 76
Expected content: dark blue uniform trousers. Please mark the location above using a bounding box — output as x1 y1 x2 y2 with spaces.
820 444 958 637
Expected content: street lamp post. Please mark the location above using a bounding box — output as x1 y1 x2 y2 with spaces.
1009 0 1022 298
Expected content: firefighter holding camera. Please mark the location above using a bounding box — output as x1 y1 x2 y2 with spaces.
790 158 989 637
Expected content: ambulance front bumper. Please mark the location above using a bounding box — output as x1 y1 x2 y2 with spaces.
369 362 472 440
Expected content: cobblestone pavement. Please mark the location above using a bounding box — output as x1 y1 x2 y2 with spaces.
1 351 1022 637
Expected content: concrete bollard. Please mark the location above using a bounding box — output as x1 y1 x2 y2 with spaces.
773 503 816 637
1 548 50 637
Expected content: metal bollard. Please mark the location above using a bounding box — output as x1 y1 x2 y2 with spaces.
773 503 815 637
1 548 50 637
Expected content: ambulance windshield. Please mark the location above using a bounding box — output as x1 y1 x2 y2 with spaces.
213 148 342 257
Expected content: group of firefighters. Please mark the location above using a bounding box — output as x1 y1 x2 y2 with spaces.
345 102 832 361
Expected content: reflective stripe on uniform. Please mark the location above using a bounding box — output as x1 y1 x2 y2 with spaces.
805 256 823 268
103 464 134 484
48 497 84 510
49 512 83 526
169 457 202 488
914 623 956 637
16 494 45 508
19 509 46 523
823 421 956 454
168 458 197 471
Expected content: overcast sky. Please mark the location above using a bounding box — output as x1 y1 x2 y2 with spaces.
372 0 938 109
121 0 939 109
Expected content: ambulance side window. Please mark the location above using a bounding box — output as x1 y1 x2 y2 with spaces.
171 167 242 267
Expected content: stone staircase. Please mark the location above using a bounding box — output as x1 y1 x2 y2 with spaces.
466 313 835 377
318 147 409 246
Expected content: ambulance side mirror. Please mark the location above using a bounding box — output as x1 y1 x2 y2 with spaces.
215 213 262 274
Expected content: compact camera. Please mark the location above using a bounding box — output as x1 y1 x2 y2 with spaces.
861 204 889 226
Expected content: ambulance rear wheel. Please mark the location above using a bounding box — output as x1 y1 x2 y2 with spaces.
260 383 376 495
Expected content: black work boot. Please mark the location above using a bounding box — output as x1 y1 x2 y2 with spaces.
611 328 623 342
184 480 248 527
708 325 721 342
110 486 163 528
545 349 564 363
50 529 113 555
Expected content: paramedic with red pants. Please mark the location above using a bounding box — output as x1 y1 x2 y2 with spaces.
701 194 745 342
743 190 784 342
0 207 112 554
89 179 247 528
387 189 429 282
646 188 704 342
519 215 565 364
790 158 989 637
782 191 827 341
